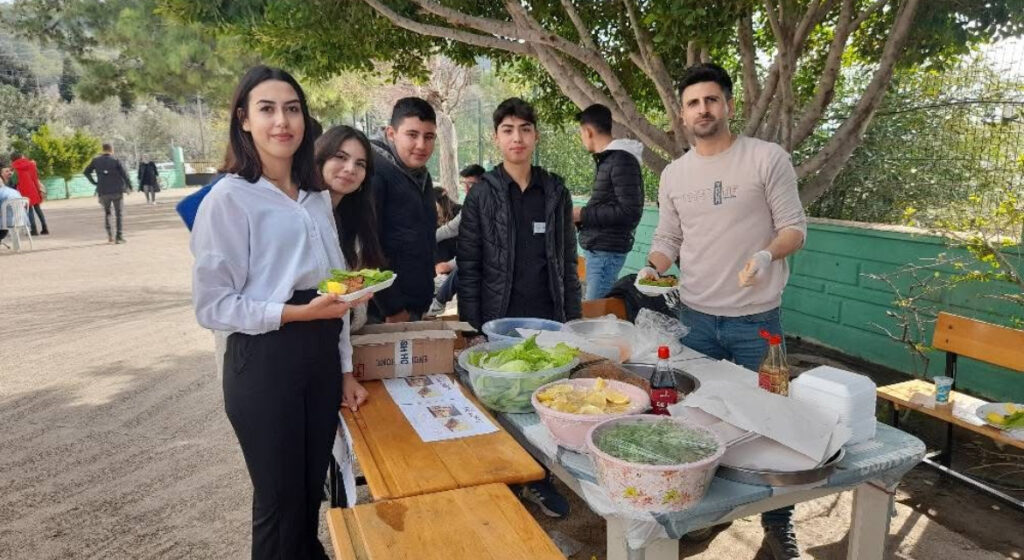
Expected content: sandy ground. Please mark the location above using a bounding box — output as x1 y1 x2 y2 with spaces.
0 189 1020 559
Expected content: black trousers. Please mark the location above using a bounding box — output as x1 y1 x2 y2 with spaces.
223 289 343 560
27 204 47 233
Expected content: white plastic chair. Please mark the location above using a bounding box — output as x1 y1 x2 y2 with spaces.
0 197 33 251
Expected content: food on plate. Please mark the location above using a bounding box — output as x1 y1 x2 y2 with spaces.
985 403 1024 429
594 419 719 465
638 275 678 287
324 281 347 295
536 378 632 414
318 268 394 294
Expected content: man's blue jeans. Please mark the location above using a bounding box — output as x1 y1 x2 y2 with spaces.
677 305 794 528
582 249 628 300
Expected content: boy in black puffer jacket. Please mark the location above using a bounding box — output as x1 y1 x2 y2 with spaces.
457 96 582 520
573 104 644 300
457 98 582 332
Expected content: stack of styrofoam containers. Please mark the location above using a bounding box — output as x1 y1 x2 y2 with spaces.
790 366 877 446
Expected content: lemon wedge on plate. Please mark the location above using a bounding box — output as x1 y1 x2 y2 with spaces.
325 281 347 295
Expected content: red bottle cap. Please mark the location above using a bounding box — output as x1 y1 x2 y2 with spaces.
657 346 670 359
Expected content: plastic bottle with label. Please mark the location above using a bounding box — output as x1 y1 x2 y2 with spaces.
757 329 790 396
649 346 678 415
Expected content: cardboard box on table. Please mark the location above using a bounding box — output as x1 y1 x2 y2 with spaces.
351 321 475 380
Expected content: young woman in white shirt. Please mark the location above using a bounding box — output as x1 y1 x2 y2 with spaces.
315 125 387 332
191 66 370 560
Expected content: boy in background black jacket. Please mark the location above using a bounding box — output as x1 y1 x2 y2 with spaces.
573 104 644 300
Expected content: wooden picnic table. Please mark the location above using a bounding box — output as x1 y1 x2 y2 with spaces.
326 483 565 560
340 377 546 501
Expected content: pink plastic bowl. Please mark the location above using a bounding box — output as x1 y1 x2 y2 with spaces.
531 378 650 452
585 415 724 514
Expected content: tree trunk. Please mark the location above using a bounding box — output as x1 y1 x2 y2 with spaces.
435 110 459 201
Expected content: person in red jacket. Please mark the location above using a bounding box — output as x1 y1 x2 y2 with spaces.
10 152 49 235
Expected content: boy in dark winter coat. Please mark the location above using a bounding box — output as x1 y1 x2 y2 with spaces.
457 97 582 331
368 97 438 323
573 104 644 299
457 98 582 518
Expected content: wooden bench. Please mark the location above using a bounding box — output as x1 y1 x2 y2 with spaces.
340 379 545 502
877 312 1023 508
326 483 565 560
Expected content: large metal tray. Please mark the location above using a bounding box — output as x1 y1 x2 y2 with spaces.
715 448 846 486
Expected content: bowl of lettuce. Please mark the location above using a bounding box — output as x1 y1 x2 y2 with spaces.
459 335 580 413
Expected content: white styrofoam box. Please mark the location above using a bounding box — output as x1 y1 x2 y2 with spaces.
791 366 877 420
792 366 877 400
790 366 878 445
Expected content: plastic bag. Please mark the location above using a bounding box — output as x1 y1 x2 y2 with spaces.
631 309 690 363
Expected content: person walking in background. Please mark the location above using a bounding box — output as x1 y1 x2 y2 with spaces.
137 160 160 205
643 63 807 560
573 104 644 300
10 152 50 235
84 143 133 244
367 97 439 323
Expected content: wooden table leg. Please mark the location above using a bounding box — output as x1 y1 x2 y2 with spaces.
606 516 679 560
847 482 894 560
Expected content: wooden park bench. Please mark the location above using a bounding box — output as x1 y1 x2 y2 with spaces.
326 483 565 560
877 312 1023 509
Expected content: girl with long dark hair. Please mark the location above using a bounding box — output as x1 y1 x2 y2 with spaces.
315 125 386 331
191 66 369 559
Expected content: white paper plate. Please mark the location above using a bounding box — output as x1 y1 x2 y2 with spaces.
318 273 397 302
633 275 677 297
975 402 1023 430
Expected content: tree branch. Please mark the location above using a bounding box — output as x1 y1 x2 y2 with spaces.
559 0 598 51
791 0 887 147
362 0 530 55
622 0 685 151
738 14 761 120
504 0 674 153
797 0 922 204
744 62 780 136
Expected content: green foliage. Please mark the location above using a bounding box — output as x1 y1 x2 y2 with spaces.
4 0 256 105
809 50 1023 223
25 125 101 182
0 83 52 140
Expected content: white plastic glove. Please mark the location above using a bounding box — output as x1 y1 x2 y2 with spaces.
739 250 773 287
637 266 659 281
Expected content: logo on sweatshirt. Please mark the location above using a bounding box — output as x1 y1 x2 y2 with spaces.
681 181 739 205
713 181 737 205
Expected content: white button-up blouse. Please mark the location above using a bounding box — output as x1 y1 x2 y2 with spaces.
190 174 352 372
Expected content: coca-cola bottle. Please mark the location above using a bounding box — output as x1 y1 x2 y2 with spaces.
649 346 678 415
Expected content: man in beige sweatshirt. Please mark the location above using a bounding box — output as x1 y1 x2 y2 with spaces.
642 63 807 560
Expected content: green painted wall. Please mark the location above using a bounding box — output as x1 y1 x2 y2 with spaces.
579 204 1022 402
